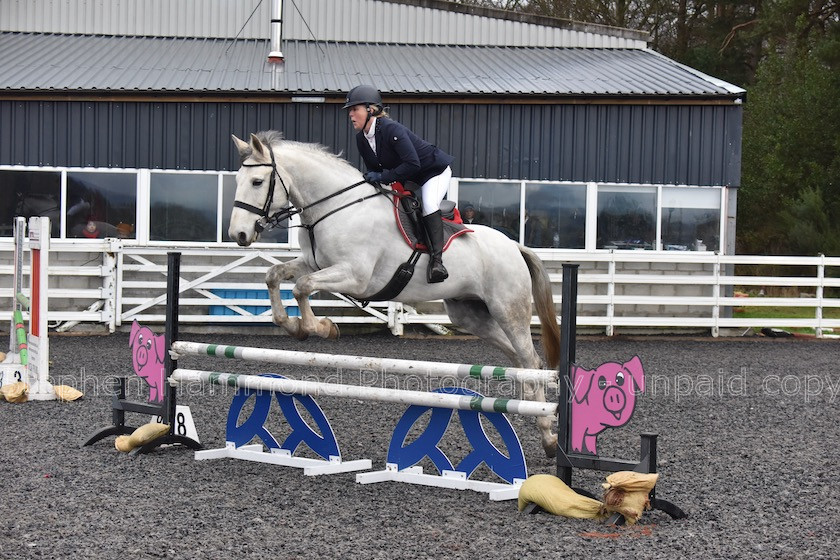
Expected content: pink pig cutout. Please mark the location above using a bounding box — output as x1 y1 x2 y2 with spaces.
569 356 645 455
129 320 166 403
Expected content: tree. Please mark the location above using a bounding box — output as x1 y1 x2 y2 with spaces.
739 28 840 254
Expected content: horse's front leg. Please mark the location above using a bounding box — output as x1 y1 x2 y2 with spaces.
293 262 371 340
265 257 315 340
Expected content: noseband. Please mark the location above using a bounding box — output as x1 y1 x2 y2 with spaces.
235 148 292 233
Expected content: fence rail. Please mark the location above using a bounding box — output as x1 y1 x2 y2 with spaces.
1 240 839 337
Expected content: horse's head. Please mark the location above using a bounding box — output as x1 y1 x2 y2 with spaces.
229 132 291 246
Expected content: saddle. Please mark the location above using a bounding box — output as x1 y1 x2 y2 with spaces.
391 182 472 251
360 182 472 304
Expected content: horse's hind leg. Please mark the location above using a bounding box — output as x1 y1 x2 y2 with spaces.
443 298 518 362
445 298 557 457
522 378 557 458
461 293 559 458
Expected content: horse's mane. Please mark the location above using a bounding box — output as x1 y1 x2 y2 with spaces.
251 130 358 175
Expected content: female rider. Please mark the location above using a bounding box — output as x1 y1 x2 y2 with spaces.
343 85 453 283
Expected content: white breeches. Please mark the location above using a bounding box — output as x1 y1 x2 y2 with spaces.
420 166 452 216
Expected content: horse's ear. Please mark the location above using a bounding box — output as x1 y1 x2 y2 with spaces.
231 134 250 156
249 133 267 156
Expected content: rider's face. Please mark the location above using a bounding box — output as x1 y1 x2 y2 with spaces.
348 104 370 132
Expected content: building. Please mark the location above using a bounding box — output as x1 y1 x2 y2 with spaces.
0 0 747 332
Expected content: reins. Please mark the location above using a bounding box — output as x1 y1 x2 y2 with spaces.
235 147 414 267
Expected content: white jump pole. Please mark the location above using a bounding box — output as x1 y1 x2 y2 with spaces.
171 369 558 418
170 341 557 385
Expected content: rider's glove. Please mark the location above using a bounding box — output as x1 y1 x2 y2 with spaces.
364 171 383 184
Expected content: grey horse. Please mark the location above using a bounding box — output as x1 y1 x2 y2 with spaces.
229 131 561 457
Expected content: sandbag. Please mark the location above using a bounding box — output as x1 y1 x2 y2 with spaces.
517 474 605 519
602 471 659 524
54 385 84 402
114 422 170 453
1 382 28 403
114 435 134 452
127 422 170 449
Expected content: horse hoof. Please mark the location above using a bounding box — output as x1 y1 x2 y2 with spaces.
327 321 340 340
542 436 558 458
285 322 309 340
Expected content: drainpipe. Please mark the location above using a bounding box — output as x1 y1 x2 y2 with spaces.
268 0 284 63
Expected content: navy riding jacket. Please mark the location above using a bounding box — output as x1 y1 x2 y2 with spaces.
356 117 454 187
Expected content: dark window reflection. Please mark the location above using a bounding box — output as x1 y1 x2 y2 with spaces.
67 172 137 239
458 181 520 241
150 173 216 242
221 175 288 243
597 187 656 250
661 188 720 251
0 170 61 237
525 183 586 248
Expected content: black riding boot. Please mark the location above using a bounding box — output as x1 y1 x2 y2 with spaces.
423 210 449 283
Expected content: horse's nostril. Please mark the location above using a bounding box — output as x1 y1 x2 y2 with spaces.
237 232 248 245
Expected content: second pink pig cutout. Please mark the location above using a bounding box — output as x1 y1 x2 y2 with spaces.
569 356 645 455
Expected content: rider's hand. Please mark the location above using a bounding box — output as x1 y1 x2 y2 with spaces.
364 171 383 183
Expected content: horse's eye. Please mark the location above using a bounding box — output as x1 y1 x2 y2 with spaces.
252 178 264 187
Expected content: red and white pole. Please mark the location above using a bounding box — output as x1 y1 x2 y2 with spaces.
25 217 54 400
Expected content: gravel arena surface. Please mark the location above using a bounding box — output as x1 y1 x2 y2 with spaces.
1 330 838 559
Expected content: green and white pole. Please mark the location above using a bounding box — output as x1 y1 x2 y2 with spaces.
171 369 558 418
170 341 557 385
1 218 28 388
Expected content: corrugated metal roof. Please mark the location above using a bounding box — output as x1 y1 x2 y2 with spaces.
0 32 744 98
2 0 649 48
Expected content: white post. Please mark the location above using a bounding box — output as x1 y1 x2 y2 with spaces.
26 217 55 400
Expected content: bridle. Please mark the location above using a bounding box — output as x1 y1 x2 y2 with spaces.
235 148 292 234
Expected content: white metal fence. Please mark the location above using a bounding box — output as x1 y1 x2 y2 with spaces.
1 240 839 337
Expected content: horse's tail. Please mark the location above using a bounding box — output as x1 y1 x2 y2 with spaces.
519 245 562 369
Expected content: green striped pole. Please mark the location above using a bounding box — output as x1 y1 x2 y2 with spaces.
171 369 558 418
171 341 557 384
13 309 28 366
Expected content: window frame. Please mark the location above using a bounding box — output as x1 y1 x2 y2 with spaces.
1 165 725 253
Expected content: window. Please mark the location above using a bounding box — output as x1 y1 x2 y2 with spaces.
661 187 720 251
149 173 217 242
597 185 657 250
458 181 520 241
525 183 586 248
67 172 137 239
221 175 288 244
0 170 61 237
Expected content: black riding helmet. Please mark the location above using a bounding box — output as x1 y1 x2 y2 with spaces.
342 85 382 109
